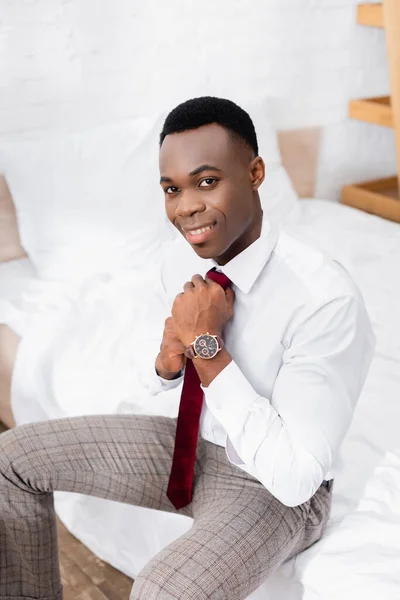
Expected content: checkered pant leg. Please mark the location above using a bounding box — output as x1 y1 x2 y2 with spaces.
0 414 332 600
130 441 332 599
0 414 187 599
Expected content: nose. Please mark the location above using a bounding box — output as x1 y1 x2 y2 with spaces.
175 191 206 219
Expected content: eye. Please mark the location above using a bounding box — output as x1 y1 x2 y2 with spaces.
164 186 179 195
199 178 218 188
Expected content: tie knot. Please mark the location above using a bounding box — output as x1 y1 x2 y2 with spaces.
206 267 232 290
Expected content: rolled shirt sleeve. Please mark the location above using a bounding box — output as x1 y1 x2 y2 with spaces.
202 294 376 507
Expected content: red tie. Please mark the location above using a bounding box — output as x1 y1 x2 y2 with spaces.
166 267 232 509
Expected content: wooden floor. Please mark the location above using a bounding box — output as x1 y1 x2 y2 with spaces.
58 520 134 600
0 421 134 599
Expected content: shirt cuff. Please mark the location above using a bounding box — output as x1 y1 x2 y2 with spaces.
226 435 245 466
200 360 264 463
139 361 184 395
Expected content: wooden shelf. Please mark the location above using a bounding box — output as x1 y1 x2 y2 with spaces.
357 3 384 27
341 176 400 222
349 96 393 127
342 1 400 223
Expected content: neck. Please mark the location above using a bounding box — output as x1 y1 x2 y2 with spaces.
215 205 263 266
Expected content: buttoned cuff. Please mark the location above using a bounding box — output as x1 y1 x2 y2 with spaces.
200 360 265 464
139 362 184 395
201 360 257 424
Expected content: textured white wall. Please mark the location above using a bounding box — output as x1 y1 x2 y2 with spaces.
0 0 397 200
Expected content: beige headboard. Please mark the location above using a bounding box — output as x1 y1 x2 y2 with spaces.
0 127 321 264
278 127 320 198
0 175 26 263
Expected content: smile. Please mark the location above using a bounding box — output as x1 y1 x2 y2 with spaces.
184 222 218 244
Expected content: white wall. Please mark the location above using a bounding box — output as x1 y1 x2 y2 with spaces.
0 0 397 200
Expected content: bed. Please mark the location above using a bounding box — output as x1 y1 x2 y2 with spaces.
1 106 400 598
0 198 399 599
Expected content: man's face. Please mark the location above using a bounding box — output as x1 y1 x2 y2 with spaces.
159 123 264 265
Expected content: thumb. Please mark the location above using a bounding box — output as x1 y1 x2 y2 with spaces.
225 287 235 317
225 287 235 302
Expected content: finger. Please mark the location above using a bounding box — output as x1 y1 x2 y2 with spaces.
171 338 187 350
165 318 185 345
225 288 235 318
204 275 217 285
191 274 206 287
225 287 235 302
164 317 175 332
183 281 194 292
170 318 182 336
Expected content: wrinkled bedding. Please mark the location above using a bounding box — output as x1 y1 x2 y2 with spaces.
1 199 399 599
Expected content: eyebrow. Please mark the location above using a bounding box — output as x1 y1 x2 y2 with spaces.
160 164 222 184
189 164 222 177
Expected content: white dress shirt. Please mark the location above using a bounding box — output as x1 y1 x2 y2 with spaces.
137 214 375 507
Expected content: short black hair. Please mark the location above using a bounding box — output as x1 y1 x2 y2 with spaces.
159 96 259 156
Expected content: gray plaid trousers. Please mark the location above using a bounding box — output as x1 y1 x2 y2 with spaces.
0 414 332 600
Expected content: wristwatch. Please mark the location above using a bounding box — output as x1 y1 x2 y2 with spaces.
184 333 225 360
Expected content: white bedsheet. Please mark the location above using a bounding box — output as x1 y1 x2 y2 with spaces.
1 199 399 599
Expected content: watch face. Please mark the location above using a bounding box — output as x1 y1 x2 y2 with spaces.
194 334 218 359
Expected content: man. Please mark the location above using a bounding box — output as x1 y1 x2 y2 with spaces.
0 97 375 600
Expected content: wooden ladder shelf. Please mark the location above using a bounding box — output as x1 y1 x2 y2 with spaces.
341 1 400 223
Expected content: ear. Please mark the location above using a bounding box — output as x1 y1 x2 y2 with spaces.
249 156 265 191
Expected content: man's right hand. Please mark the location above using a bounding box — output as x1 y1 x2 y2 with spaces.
155 317 187 380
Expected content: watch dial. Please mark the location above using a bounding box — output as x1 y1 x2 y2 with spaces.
194 335 218 359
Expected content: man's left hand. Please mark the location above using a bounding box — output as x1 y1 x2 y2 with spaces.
171 274 235 348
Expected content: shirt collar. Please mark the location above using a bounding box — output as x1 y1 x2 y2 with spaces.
210 213 279 294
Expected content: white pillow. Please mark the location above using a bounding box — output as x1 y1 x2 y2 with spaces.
0 102 297 282
0 115 173 281
239 99 299 226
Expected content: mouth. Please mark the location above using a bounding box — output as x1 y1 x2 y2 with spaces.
183 221 218 245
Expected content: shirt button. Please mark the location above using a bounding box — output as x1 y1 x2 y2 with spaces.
215 403 221 410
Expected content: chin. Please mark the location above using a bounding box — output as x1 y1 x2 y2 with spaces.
188 243 217 260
